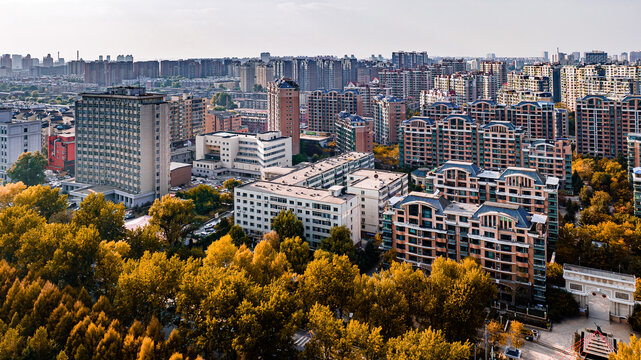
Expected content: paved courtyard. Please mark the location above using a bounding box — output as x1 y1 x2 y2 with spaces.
520 317 638 359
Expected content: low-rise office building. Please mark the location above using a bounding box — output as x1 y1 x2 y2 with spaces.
193 131 292 177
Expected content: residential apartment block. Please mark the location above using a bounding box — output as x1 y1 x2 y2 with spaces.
419 161 560 243
383 191 548 303
576 95 641 158
306 89 362 133
399 115 573 192
193 131 292 177
47 133 75 173
560 64 640 110
335 111 374 154
268 78 301 154
373 95 406 145
168 94 206 143
235 181 361 248
69 87 170 207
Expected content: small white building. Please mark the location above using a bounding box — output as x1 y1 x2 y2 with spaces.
564 264 637 322
193 131 292 178
0 108 42 182
346 169 408 236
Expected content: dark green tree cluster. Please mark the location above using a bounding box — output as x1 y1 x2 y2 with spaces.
209 92 237 110
7 152 47 186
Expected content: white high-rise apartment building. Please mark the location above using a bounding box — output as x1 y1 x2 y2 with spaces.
0 109 42 182
69 87 170 207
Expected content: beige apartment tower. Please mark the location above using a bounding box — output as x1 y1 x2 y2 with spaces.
268 78 300 154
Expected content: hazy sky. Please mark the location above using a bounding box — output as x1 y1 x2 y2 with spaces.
1 0 639 61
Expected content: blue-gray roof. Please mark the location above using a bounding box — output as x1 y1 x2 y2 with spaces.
473 203 531 229
404 117 436 126
443 114 475 124
482 121 519 131
411 168 428 178
499 168 544 185
469 100 498 106
394 194 450 215
435 161 482 177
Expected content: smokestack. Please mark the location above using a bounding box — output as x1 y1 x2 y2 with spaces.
77 50 79 61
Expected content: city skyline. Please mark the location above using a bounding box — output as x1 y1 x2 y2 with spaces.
1 0 639 61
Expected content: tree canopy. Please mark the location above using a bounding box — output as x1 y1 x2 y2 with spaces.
7 151 47 186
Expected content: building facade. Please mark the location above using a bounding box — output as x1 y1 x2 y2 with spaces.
268 78 301 154
193 131 292 177
335 111 374 154
47 133 75 173
373 95 406 145
576 95 641 158
71 87 170 207
384 192 548 303
0 109 42 182
306 89 362 133
168 94 207 144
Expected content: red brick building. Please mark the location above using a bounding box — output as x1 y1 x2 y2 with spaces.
47 134 75 173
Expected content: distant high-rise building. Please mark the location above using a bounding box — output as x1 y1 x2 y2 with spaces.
72 87 170 207
168 94 207 143
0 54 11 69
255 63 274 89
260 52 271 64
542 51 549 62
373 95 406 145
268 78 301 154
11 55 22 70
630 51 641 63
306 89 362 133
43 54 54 67
133 61 160 78
480 61 507 84
585 51 608 65
21 54 32 71
392 51 429 69
576 95 641 158
240 63 256 92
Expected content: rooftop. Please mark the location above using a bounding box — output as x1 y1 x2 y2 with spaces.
272 152 373 185
239 181 356 204
348 169 407 190
564 264 635 283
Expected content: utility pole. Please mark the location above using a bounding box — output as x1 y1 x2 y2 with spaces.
484 323 488 360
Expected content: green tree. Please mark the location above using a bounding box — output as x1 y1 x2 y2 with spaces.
24 326 55 360
271 210 305 241
546 262 564 287
73 193 126 242
227 225 251 247
319 225 355 260
280 236 310 274
125 225 165 259
148 195 195 246
7 151 47 186
13 185 68 221
386 327 471 360
177 184 221 216
223 178 242 192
